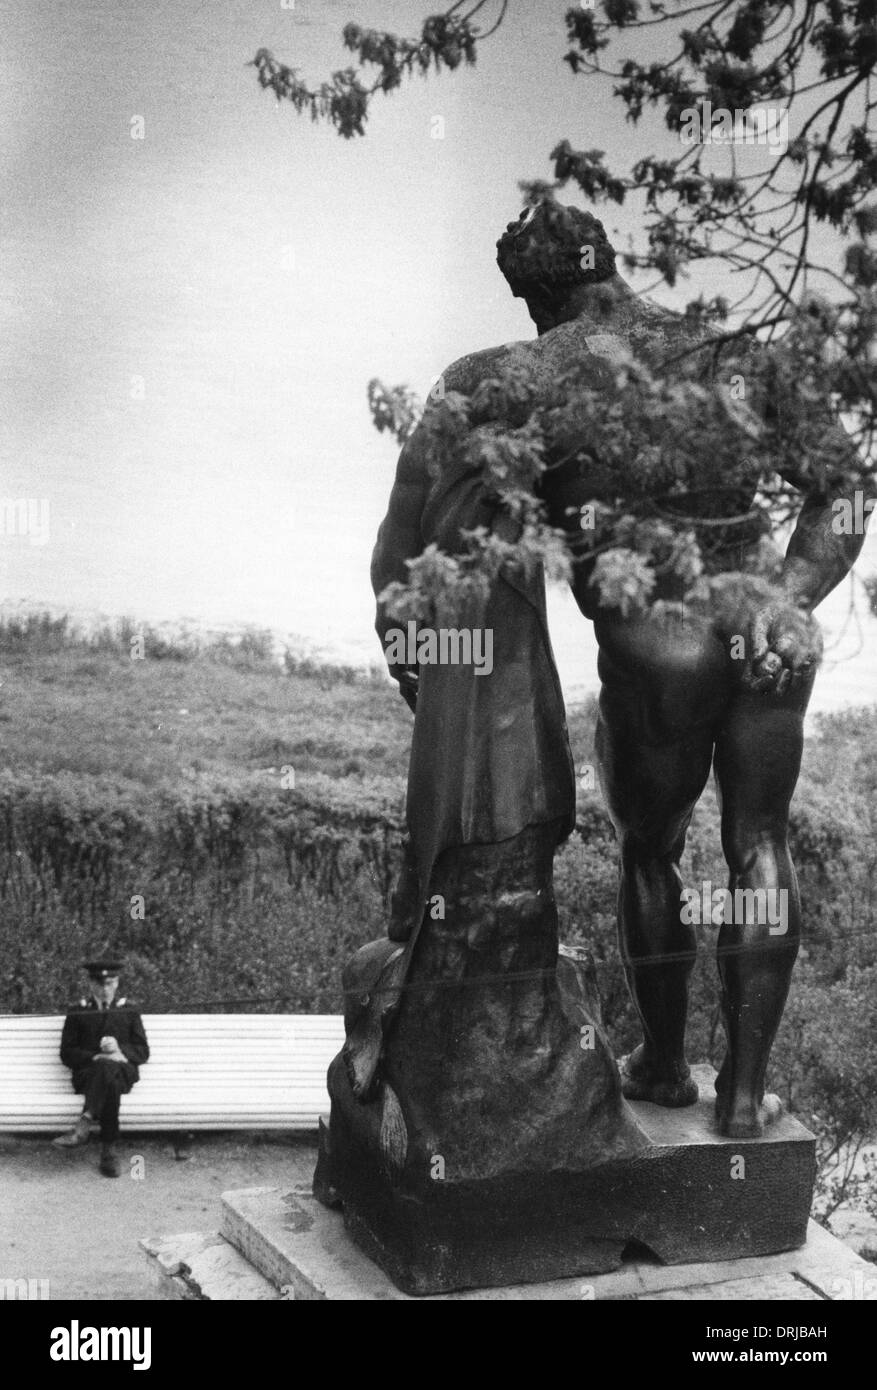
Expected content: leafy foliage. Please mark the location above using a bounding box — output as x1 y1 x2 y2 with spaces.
367 379 422 445
248 10 478 139
370 302 874 621
254 2 877 321
257 3 877 619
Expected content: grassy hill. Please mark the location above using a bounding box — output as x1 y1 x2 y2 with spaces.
0 614 603 1014
0 617 411 789
0 613 602 791
0 613 872 1033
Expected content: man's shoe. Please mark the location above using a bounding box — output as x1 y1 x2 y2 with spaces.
99 1145 120 1178
52 1116 92 1148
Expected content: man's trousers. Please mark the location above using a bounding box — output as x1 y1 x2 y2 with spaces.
72 1061 138 1143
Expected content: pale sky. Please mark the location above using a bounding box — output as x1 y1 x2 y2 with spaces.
1 0 874 711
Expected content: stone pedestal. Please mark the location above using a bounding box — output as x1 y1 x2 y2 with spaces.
315 1064 815 1295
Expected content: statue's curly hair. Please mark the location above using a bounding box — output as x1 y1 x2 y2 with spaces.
496 201 617 298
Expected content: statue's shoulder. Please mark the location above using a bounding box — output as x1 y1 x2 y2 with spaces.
587 293 742 381
441 340 533 396
625 294 711 356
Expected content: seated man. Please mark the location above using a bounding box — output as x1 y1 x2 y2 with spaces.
53 957 149 1178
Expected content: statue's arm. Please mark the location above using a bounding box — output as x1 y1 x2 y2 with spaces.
371 428 431 710
778 423 877 611
370 348 511 709
723 332 875 696
747 337 874 611
741 418 874 696
370 352 490 613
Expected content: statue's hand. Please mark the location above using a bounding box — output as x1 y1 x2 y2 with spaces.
743 600 822 696
394 666 418 714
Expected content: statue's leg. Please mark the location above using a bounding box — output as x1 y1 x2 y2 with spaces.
594 612 729 1107
712 674 815 1138
596 689 714 1107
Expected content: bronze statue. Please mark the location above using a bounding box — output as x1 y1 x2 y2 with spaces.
314 200 859 1292
378 201 866 1138
493 202 867 1138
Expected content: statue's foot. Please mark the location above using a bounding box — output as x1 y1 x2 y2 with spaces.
716 1092 784 1139
620 1045 699 1108
713 1058 784 1136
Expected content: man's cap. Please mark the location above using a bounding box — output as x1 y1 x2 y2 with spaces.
84 957 123 981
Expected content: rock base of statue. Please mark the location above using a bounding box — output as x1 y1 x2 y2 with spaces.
313 833 815 1297
315 1068 815 1297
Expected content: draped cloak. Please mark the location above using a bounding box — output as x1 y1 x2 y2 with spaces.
405 444 577 896
346 432 578 1092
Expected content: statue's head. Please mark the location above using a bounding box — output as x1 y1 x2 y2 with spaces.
496 201 618 326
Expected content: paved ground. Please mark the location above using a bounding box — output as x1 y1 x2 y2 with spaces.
0 1131 318 1301
4 1129 874 1302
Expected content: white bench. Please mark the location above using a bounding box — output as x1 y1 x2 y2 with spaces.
0 1014 345 1132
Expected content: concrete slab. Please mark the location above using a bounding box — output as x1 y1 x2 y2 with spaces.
218 1186 877 1301
831 1208 877 1261
641 1274 824 1301
141 1230 280 1301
